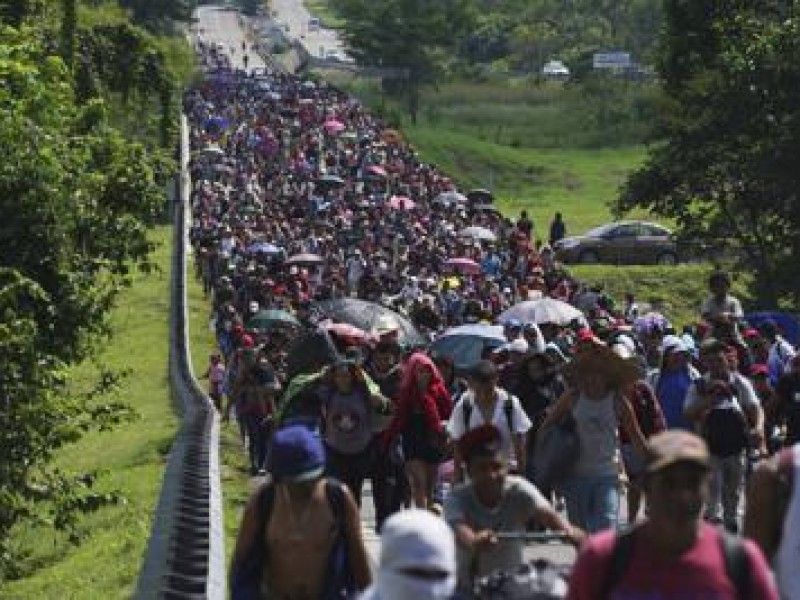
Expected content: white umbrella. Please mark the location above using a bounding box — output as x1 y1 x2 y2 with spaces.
499 298 584 326
434 190 467 207
459 226 497 243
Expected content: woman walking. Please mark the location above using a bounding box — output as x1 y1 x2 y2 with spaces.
383 353 453 510
540 342 647 532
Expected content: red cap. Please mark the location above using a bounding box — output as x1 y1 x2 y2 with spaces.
241 335 255 348
578 328 596 342
750 363 769 377
743 328 761 339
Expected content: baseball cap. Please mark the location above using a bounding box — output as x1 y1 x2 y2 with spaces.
750 363 769 377
378 510 456 575
269 425 326 483
646 431 710 475
661 334 688 355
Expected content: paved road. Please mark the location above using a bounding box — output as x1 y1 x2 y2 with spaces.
270 0 348 61
192 1 577 574
194 5 267 72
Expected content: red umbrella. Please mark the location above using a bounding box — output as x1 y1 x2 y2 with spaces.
446 257 481 275
320 320 372 345
323 119 345 133
367 165 388 178
387 195 416 210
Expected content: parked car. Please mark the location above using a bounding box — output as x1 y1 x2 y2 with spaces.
542 60 570 79
553 221 679 265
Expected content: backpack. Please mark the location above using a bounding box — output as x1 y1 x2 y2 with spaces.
463 392 515 434
231 479 355 600
603 528 751 599
701 384 750 458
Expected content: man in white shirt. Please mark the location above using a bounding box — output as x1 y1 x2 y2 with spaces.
684 338 765 532
447 360 531 483
759 319 796 387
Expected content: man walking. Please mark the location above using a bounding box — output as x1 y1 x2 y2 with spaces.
684 338 765 533
568 431 777 599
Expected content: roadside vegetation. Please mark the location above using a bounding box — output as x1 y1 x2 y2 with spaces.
0 227 175 599
0 0 195 590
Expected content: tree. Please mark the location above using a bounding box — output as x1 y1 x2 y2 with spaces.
616 2 800 305
334 0 476 122
0 26 168 576
118 0 194 33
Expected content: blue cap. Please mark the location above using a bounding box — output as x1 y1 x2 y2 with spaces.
505 319 522 329
269 425 326 483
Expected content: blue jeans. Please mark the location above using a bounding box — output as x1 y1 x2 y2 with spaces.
561 474 620 533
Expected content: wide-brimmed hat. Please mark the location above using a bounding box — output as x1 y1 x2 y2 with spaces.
562 342 641 389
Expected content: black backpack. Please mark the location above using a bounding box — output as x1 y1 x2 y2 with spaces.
603 527 751 599
701 384 750 458
463 392 514 433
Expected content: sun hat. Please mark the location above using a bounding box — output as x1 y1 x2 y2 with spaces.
269 425 326 483
562 342 641 389
645 430 710 474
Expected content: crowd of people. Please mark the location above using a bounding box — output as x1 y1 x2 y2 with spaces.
187 45 799 600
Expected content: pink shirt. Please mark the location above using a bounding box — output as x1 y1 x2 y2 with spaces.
568 523 778 600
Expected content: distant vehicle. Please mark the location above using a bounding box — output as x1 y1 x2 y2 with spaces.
553 221 679 265
542 60 570 79
308 17 320 31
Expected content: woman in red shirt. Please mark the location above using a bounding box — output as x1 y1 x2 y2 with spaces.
383 353 453 510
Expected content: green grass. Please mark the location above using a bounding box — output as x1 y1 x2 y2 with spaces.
570 264 753 328
0 226 176 600
185 254 252 568
404 126 648 235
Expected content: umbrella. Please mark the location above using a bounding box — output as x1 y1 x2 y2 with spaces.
380 129 403 144
285 329 339 380
459 226 497 243
286 253 324 266
433 191 467 207
246 309 301 332
387 195 416 210
500 298 584 326
316 174 346 188
314 299 425 348
446 257 481 275
745 312 800 346
467 188 494 204
323 119 345 133
194 145 225 160
430 324 506 371
634 312 671 337
471 203 502 215
321 321 371 345
367 165 388 178
247 242 282 255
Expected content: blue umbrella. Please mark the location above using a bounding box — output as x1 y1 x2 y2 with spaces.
204 115 229 134
745 312 800 346
247 242 282 255
430 324 506 371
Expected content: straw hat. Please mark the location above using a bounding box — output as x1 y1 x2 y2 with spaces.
562 342 641 389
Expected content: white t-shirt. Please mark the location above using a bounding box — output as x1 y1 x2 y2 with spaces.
447 389 532 466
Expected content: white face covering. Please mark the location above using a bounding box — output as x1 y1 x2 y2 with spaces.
375 571 455 600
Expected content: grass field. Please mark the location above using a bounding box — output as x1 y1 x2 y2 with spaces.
0 226 175 600
571 264 753 328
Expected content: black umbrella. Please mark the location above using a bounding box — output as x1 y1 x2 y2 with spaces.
467 188 494 204
313 299 426 348
285 328 340 380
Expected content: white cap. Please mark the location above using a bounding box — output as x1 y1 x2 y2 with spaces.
662 334 688 354
508 338 529 354
374 314 399 335
249 301 259 313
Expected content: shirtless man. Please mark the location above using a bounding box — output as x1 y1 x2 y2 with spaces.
231 425 372 599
